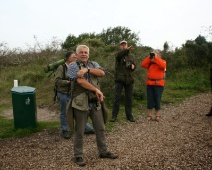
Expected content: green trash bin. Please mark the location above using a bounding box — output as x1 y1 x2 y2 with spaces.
11 86 37 128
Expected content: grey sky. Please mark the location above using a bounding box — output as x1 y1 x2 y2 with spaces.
0 0 211 50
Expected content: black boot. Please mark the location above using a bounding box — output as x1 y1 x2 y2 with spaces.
110 116 117 122
127 116 135 122
206 107 212 116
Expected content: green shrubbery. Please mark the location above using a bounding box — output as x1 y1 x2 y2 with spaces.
0 30 211 108
0 27 211 138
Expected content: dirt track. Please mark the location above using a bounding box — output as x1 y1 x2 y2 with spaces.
0 93 212 170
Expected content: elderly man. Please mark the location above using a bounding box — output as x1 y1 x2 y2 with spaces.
54 51 95 139
67 45 117 166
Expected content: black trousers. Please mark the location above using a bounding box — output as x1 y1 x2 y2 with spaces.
112 82 133 119
209 66 212 112
210 66 212 91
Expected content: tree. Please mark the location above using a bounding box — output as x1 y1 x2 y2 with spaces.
195 35 207 45
76 33 96 44
207 42 212 64
61 34 77 50
98 26 140 45
62 27 140 50
183 38 209 67
163 41 169 52
61 33 97 50
81 38 105 48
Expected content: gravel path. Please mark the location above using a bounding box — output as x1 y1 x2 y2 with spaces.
0 93 212 170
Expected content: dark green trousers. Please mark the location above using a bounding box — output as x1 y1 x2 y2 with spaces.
73 104 108 158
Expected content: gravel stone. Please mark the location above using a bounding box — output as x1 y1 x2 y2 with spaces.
0 93 212 169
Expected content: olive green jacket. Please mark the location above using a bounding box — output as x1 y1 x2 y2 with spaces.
66 62 107 134
71 63 101 111
54 64 70 94
114 49 136 84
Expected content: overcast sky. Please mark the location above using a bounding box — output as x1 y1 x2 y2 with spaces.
0 0 211 50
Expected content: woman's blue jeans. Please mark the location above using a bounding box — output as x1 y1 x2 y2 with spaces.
147 85 164 110
57 92 94 132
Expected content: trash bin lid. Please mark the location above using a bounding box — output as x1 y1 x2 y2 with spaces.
11 86 36 94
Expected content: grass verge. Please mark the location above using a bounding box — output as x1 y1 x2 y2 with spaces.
0 67 210 139
0 113 59 139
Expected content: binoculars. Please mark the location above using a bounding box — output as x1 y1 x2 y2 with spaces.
44 58 65 73
125 60 132 69
150 52 155 59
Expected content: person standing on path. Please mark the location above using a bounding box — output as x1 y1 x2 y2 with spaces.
54 51 94 139
141 50 166 122
206 65 212 116
110 40 136 122
67 45 118 166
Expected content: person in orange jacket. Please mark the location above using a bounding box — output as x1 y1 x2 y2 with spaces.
141 50 166 122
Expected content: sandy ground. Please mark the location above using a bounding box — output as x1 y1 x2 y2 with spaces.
0 106 59 122
0 93 212 170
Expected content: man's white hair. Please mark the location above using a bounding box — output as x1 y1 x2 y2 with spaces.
76 45 89 54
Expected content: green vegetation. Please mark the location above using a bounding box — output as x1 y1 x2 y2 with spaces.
0 105 59 139
0 26 211 139
0 116 59 139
